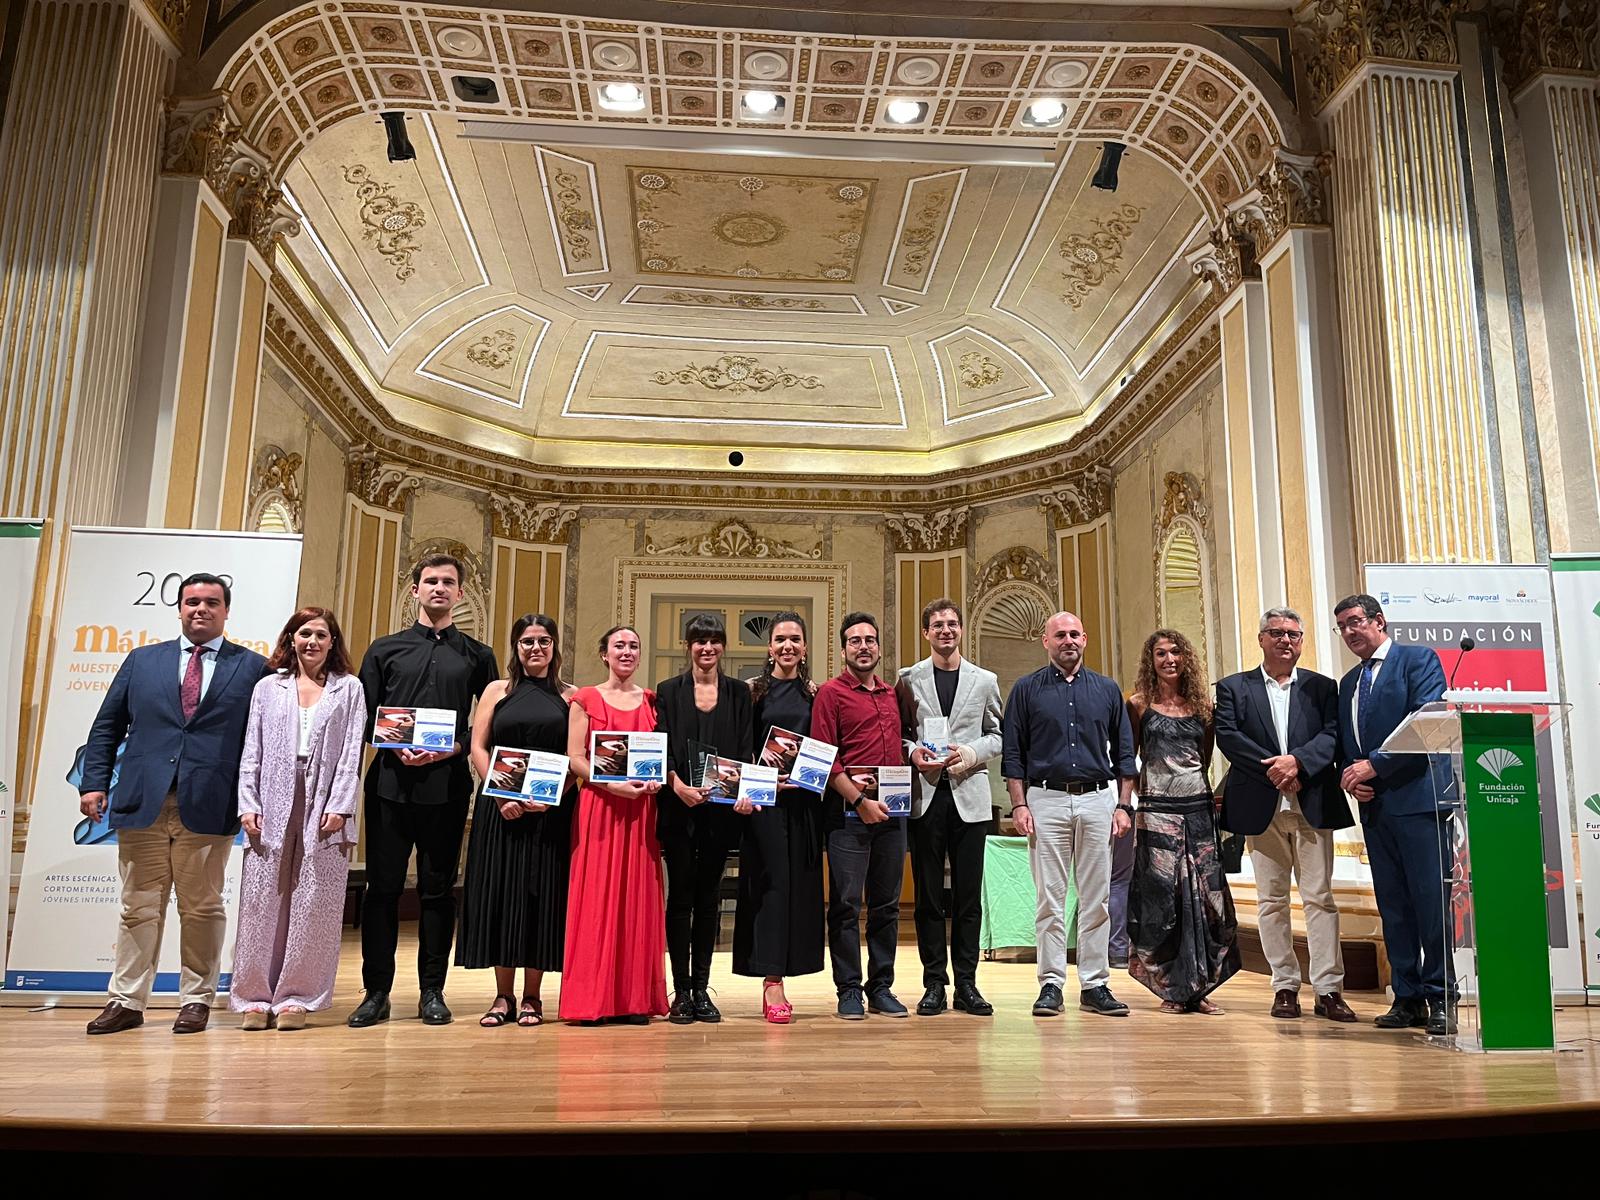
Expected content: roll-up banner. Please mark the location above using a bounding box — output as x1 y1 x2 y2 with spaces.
1551 554 1600 999
0 520 44 950
4 528 301 1003
1364 563 1583 999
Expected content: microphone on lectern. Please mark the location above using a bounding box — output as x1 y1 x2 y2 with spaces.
1447 636 1475 690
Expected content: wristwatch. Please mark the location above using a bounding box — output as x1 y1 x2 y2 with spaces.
845 794 863 811
1116 803 1135 815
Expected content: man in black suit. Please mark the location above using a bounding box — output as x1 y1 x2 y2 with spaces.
78 573 269 1035
1215 607 1356 1022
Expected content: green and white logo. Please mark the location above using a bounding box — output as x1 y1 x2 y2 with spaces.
1477 747 1525 782
1585 793 1600 817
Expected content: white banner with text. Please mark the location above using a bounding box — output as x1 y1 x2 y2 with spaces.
1552 554 1600 997
0 520 43 952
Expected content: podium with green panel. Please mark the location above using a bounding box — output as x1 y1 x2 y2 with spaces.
1379 699 1567 1052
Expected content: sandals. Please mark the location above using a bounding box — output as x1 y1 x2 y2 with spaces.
762 981 793 1025
1158 1000 1188 1015
517 997 544 1027
479 994 516 1027
1188 997 1224 1016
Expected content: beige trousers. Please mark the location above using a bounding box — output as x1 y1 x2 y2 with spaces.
109 794 233 1010
1248 806 1344 996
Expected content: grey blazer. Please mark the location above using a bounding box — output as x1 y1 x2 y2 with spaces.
897 657 1004 823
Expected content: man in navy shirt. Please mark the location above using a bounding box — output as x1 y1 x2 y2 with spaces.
1002 611 1137 1017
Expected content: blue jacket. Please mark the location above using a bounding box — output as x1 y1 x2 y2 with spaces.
1337 640 1451 820
79 638 270 835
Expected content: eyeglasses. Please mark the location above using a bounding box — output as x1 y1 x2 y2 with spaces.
844 635 879 647
1262 629 1304 642
1334 616 1374 635
516 637 554 650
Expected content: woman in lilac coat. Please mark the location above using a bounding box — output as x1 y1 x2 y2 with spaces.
230 606 364 1030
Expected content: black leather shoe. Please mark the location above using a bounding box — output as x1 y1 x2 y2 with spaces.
953 981 994 1016
668 991 696 1024
1374 998 1427 1029
418 988 452 1026
1426 999 1458 1036
1032 983 1064 1016
916 984 947 1016
346 991 391 1028
1079 986 1130 1016
692 989 722 1023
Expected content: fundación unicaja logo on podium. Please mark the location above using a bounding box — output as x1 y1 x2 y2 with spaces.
1476 747 1524 782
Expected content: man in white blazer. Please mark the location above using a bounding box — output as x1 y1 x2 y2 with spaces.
897 598 1004 1016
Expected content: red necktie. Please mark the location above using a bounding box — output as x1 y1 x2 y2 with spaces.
181 644 204 722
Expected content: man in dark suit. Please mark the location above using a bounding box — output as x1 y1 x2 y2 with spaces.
78 573 269 1035
1334 592 1454 1034
1215 607 1355 1022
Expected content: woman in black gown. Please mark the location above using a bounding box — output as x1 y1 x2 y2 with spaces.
458 613 575 1027
734 612 826 1023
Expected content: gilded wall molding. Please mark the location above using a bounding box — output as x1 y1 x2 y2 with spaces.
644 518 820 560
247 444 303 530
1299 0 1473 110
1157 471 1211 533
142 0 191 42
1228 153 1332 251
971 546 1055 607
164 92 300 257
884 507 970 553
1490 0 1600 90
346 443 421 512
490 496 579 545
1186 223 1259 299
1039 464 1113 528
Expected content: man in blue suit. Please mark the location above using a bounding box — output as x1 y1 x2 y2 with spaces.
77 573 268 1035
1333 593 1455 1035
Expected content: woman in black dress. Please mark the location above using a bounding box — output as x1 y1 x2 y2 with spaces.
458 613 575 1027
734 612 826 1023
656 613 752 1024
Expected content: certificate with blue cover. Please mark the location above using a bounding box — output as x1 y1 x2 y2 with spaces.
706 757 778 808
844 765 913 818
758 724 837 795
590 730 667 783
483 746 569 804
371 706 457 751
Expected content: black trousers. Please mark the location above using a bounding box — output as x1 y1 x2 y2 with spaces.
660 803 736 990
909 785 988 987
361 792 469 993
827 816 907 994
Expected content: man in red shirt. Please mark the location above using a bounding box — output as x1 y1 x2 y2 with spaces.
811 612 909 1019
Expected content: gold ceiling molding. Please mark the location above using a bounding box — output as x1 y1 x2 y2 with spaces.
644 519 821 561
341 164 427 282
535 148 604 275
884 170 965 294
142 0 191 42
210 5 1292 221
247 444 304 531
1059 204 1147 310
884 507 970 553
1157 470 1210 533
1039 464 1113 528
1228 152 1332 252
1489 0 1600 90
490 496 579 544
649 354 823 395
263 277 1217 511
1298 0 1473 111
1186 221 1259 299
345 443 422 511
958 352 1005 392
972 546 1055 606
164 93 301 258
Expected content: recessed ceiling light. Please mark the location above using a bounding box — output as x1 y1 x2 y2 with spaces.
885 98 926 125
597 82 645 112
742 90 781 116
1026 97 1067 125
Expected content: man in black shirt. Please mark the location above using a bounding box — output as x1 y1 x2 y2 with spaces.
1001 611 1137 1018
347 554 498 1028
897 598 1003 1017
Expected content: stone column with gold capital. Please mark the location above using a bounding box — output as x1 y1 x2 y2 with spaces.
121 91 300 531
1303 0 1515 565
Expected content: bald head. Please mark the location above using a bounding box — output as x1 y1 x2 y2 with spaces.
1042 611 1087 675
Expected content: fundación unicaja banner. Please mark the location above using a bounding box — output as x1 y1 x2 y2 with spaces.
1364 563 1584 999
0 520 43 949
3 528 301 1002
1552 554 1600 1000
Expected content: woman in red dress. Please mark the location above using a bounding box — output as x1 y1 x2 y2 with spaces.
561 624 669 1024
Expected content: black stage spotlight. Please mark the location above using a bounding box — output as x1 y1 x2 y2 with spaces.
1091 141 1126 192
382 112 414 162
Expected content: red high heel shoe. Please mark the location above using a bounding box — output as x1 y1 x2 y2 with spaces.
762 981 793 1025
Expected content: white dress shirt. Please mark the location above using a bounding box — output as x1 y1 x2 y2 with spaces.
178 634 225 703
1261 666 1300 815
1350 636 1392 753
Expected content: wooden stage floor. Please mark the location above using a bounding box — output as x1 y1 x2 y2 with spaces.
3 930 1599 1157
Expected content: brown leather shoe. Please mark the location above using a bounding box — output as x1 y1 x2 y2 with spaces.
86 1002 144 1035
1314 991 1358 1023
172 1003 210 1034
1270 989 1301 1019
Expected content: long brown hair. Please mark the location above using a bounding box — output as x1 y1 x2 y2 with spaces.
1133 627 1211 719
752 611 815 705
266 607 353 676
